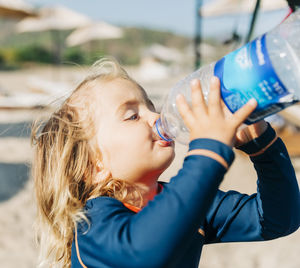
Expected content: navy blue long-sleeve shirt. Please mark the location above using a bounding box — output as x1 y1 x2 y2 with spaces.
71 124 300 268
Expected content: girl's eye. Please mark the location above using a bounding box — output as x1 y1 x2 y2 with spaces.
127 114 139 121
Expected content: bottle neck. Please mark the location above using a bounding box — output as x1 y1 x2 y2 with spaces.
154 118 173 142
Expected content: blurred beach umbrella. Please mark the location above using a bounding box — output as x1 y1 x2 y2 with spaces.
0 0 36 19
16 5 91 64
201 0 288 17
200 0 290 48
16 5 91 32
66 21 123 47
143 43 182 63
195 0 289 68
136 57 170 82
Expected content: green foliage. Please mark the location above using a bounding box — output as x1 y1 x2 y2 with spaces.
0 52 4 66
0 25 192 66
0 55 5 71
63 48 86 65
123 27 188 49
0 49 19 70
15 45 53 63
91 27 190 65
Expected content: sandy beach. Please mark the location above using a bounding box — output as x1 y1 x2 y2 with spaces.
0 66 299 267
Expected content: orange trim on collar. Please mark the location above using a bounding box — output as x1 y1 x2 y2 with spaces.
123 202 142 213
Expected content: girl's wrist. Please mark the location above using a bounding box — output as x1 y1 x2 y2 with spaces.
234 120 268 147
236 122 277 156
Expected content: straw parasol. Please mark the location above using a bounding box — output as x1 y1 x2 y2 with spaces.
16 5 91 64
16 5 91 32
201 0 288 17
66 21 123 47
143 43 182 63
0 0 36 19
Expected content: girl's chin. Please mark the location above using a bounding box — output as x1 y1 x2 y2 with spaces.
160 149 176 169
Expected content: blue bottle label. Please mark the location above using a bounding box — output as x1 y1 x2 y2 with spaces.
214 34 297 124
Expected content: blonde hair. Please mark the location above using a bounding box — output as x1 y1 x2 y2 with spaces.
31 58 144 267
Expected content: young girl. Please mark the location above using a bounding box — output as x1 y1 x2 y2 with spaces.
31 58 300 268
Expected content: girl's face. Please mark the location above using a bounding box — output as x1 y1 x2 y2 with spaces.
94 78 175 184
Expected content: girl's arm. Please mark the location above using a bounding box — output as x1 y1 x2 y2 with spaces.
204 124 300 244
73 139 234 268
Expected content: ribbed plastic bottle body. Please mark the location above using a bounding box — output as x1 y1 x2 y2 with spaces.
156 11 300 145
159 62 215 145
265 14 300 99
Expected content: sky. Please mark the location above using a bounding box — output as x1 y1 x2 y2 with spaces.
26 0 289 40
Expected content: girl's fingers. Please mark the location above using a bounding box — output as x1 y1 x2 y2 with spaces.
176 94 195 127
208 77 222 115
232 99 258 127
191 79 207 114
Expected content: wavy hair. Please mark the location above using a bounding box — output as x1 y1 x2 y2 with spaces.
31 58 144 267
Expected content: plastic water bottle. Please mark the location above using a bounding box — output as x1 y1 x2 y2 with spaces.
154 10 300 145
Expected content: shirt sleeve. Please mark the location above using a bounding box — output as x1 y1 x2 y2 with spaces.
74 139 234 268
204 124 300 244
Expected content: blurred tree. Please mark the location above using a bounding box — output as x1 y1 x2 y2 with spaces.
16 45 53 63
63 48 85 65
0 52 5 68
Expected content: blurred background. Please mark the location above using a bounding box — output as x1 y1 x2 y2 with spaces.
0 0 299 267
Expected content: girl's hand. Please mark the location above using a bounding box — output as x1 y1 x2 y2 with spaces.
176 77 257 147
220 96 268 147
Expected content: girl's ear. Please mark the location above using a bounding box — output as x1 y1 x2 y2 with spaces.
94 160 110 183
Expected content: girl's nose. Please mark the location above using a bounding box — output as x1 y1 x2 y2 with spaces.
148 111 160 128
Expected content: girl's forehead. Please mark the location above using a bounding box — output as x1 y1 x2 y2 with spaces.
99 78 147 105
